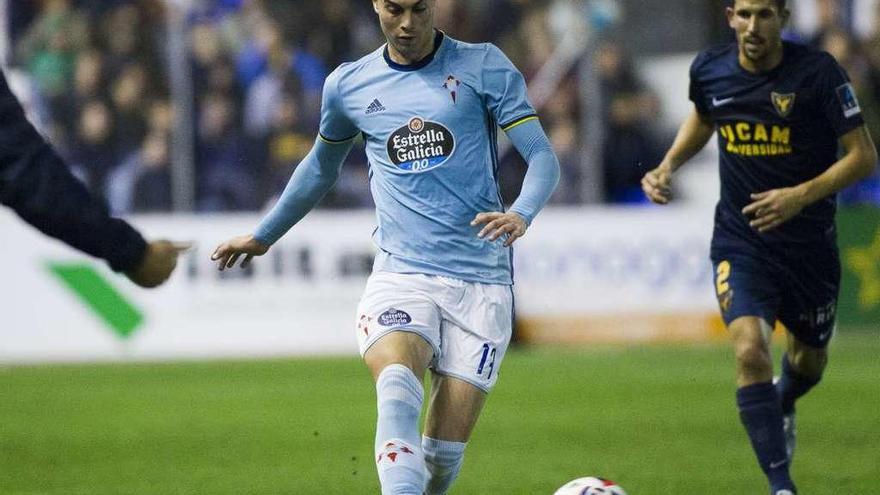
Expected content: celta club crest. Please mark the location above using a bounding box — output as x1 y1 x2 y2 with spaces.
771 92 796 117
443 75 460 104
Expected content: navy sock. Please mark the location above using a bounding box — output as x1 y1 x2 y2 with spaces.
737 382 795 492
776 354 821 414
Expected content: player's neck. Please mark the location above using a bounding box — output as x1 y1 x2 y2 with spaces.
386 30 437 66
738 43 784 74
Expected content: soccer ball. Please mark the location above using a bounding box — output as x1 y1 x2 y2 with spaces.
553 477 628 495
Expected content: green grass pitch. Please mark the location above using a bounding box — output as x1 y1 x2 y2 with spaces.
1 331 877 494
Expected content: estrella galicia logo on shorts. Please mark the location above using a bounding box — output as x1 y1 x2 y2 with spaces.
378 308 412 327
386 117 455 172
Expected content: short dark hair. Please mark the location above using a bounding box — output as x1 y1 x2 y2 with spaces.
730 0 787 9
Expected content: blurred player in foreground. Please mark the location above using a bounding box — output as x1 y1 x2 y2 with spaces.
642 1 877 493
212 0 559 493
0 68 188 288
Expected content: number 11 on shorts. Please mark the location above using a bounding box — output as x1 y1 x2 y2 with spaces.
477 343 496 379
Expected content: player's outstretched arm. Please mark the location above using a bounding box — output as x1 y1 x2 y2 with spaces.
210 137 353 270
1 69 190 287
126 241 192 287
473 119 560 247
743 125 877 232
642 107 714 204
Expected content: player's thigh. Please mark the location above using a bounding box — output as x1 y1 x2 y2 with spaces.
729 315 774 355
435 282 513 393
711 252 780 330
424 373 487 442
777 246 840 350
356 271 443 377
364 332 435 380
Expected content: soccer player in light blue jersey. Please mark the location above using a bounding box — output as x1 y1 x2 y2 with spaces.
211 1 560 493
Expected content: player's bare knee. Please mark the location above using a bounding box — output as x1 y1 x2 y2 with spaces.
788 346 827 378
733 331 770 360
367 356 427 382
736 350 773 377
735 341 773 381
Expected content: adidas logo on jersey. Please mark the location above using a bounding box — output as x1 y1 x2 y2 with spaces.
365 99 386 115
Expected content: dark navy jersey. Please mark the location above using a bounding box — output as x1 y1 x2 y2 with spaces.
690 41 864 251
0 69 146 272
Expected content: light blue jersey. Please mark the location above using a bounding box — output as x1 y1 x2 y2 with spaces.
253 31 557 284
319 32 538 285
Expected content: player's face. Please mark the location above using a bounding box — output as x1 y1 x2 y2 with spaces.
727 0 789 68
373 0 435 63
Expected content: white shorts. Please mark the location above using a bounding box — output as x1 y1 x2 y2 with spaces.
355 271 513 392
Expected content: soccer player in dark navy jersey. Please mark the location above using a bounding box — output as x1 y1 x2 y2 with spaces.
642 1 877 494
0 68 188 288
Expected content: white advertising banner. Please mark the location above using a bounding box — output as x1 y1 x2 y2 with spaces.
0 206 722 363
0 210 376 363
513 206 723 343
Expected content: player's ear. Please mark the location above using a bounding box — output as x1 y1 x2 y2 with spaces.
373 0 380 15
725 6 736 27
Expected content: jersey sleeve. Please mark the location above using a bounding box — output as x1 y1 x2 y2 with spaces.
480 44 537 131
318 67 359 143
506 119 560 225
816 53 865 137
689 52 710 115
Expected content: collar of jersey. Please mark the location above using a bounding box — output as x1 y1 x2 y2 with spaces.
383 30 445 72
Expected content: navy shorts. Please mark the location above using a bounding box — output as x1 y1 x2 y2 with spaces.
710 244 841 348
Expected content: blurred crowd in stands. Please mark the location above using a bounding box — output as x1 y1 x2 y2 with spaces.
5 0 880 213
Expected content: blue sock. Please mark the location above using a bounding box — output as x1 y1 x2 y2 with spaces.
374 364 426 495
422 436 467 495
736 382 795 493
776 354 821 414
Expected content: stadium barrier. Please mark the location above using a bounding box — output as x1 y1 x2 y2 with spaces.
512 206 724 344
0 210 374 363
8 205 871 363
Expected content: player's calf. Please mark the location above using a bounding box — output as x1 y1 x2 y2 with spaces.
375 364 427 495
777 352 824 414
734 339 774 386
775 352 821 465
422 436 466 495
781 411 796 462
737 382 796 494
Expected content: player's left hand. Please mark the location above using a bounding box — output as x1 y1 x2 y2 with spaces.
471 211 528 247
742 187 806 233
211 234 269 271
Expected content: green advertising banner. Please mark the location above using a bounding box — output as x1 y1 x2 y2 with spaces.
837 207 880 328
47 262 144 339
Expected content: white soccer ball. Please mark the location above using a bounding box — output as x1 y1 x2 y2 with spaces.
553 476 628 495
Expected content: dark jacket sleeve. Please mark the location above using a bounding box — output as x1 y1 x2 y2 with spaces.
0 69 147 272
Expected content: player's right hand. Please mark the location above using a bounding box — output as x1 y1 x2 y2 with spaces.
211 234 269 271
641 164 673 204
126 240 192 288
